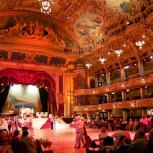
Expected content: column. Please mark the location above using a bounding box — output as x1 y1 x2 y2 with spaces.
122 90 127 101
140 87 145 99
138 61 144 76
142 108 147 117
123 110 128 120
120 68 126 81
106 71 111 85
86 112 91 121
66 72 74 116
107 93 111 102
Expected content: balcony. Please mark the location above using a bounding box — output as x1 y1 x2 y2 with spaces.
74 73 153 96
73 98 153 112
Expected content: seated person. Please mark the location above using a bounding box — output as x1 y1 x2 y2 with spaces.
117 137 132 153
19 130 36 153
111 125 125 145
133 129 148 153
99 127 108 148
11 130 20 153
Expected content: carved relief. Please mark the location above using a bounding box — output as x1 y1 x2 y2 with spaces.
0 17 66 47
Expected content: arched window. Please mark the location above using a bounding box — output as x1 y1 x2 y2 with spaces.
90 79 95 88
59 75 63 93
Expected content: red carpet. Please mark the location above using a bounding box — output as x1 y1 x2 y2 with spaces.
40 118 51 129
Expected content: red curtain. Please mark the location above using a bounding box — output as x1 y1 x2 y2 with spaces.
0 68 57 114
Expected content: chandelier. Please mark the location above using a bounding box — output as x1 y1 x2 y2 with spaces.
39 0 53 13
99 57 106 64
114 49 123 57
135 40 145 49
85 63 92 69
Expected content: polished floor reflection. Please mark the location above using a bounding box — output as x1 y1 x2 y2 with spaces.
33 125 136 153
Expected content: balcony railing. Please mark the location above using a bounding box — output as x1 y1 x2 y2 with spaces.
73 98 153 112
74 73 153 96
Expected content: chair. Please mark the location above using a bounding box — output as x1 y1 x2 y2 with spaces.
35 139 53 153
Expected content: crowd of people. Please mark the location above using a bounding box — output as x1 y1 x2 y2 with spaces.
1 114 153 153
88 115 153 132
73 115 153 153
6 117 34 137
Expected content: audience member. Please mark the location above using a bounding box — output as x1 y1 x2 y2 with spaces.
117 137 132 153
144 130 153 153
107 115 113 131
19 130 36 153
99 127 108 148
111 125 125 145
133 119 139 131
133 129 148 153
125 118 133 131
99 127 108 140
11 130 20 153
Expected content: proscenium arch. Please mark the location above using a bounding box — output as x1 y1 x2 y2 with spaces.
0 68 57 114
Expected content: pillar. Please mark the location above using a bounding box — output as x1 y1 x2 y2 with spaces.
121 68 126 81
138 61 144 76
86 112 91 121
66 72 74 116
123 110 128 120
106 71 111 85
107 93 111 102
122 90 127 101
142 108 147 117
140 87 145 99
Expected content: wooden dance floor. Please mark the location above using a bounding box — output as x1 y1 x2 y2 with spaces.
32 119 137 153
0 118 137 153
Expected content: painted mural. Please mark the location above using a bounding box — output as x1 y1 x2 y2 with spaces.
5 84 41 109
74 11 104 47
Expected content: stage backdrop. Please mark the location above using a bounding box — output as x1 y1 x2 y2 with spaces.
8 84 41 109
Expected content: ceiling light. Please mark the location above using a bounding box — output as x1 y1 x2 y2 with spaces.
85 63 92 69
99 57 106 64
124 65 130 69
39 0 53 13
114 49 123 56
135 40 145 49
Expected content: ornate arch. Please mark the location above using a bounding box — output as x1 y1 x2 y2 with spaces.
0 68 57 114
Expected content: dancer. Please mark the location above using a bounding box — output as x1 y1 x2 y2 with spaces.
7 117 12 133
21 117 28 131
28 118 34 136
53 115 57 130
50 115 53 129
77 117 86 148
14 117 19 130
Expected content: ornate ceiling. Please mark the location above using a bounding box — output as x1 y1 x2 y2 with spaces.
0 0 153 74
